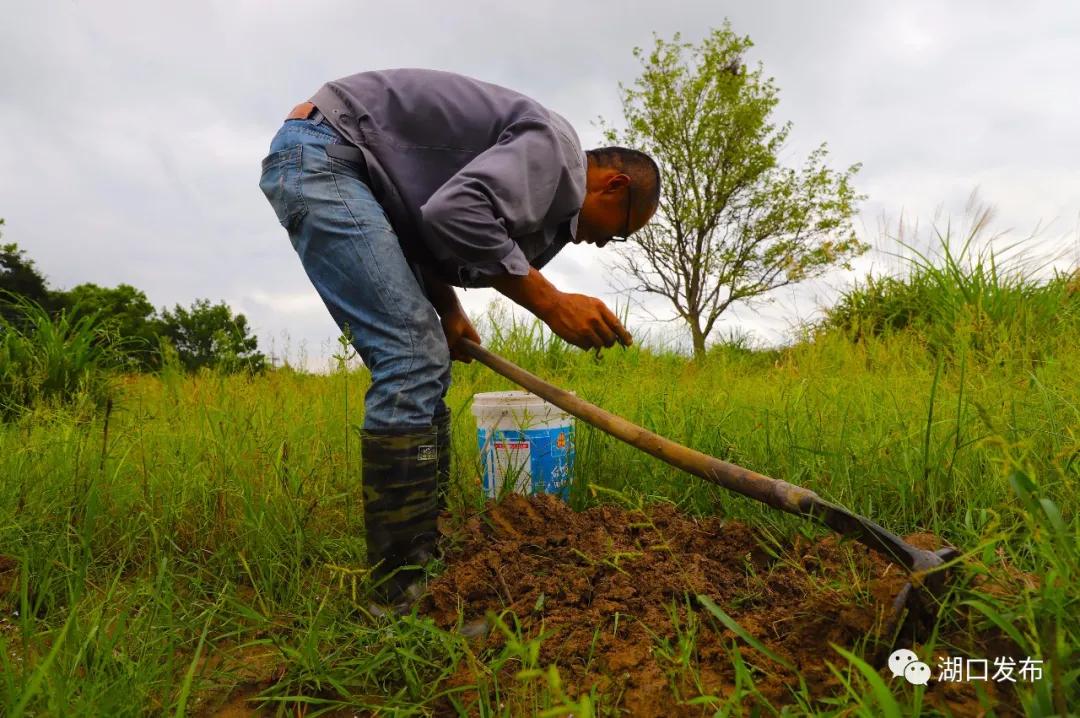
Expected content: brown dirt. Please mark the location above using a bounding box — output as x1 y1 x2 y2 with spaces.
0 554 17 598
188 643 286 718
423 494 1017 716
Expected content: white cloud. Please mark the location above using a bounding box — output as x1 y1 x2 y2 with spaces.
241 290 326 316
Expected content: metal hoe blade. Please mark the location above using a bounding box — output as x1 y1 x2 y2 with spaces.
803 496 961 640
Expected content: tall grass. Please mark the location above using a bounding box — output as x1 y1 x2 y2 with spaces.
825 204 1079 367
0 228 1076 714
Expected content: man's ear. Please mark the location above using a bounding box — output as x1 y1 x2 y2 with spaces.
606 172 630 193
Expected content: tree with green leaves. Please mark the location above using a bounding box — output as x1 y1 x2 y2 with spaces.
603 24 867 358
0 221 56 326
157 298 266 374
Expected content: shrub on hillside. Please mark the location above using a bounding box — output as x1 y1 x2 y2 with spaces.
828 264 1077 352
0 291 125 421
51 282 163 372
823 210 1079 362
1 224 267 376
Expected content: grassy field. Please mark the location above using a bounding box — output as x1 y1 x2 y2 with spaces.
1 240 1077 715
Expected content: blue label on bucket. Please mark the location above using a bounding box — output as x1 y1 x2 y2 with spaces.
477 425 575 500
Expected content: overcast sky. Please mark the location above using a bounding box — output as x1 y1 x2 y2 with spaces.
3 1 1078 370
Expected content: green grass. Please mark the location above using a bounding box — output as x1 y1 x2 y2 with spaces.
824 206 1079 367
0 290 128 422
0 236 1077 715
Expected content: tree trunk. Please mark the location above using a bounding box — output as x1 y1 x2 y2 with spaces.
689 318 707 360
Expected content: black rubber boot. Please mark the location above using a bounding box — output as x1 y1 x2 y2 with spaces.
361 426 439 611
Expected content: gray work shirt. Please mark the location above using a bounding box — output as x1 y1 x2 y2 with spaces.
310 69 586 288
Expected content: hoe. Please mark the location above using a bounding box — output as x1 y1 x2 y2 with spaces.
461 339 960 644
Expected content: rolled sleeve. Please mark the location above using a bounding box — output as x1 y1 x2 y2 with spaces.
419 117 579 287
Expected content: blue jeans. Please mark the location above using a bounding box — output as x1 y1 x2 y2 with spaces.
259 117 451 430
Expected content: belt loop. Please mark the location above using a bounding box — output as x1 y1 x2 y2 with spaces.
311 109 324 125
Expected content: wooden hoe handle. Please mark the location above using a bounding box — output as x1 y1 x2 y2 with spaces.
459 338 953 578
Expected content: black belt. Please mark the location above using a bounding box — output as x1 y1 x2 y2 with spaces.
325 143 374 189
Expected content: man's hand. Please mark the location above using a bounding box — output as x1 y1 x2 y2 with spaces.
540 292 632 350
440 305 482 363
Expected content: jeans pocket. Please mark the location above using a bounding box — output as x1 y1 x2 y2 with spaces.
259 145 307 230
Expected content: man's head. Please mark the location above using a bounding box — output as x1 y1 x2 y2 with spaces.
575 147 661 248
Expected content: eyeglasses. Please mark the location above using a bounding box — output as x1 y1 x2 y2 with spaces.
612 181 634 242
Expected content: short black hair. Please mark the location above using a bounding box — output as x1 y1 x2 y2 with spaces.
585 146 661 213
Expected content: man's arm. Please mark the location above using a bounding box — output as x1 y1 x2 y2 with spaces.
421 266 481 363
423 263 632 354
421 266 461 317
492 267 632 349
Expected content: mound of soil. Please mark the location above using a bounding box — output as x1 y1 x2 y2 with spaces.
424 494 1012 716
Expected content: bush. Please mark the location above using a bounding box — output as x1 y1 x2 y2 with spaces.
0 291 126 421
52 282 163 372
823 207 1079 363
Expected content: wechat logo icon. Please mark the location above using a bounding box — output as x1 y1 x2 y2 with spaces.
889 649 931 685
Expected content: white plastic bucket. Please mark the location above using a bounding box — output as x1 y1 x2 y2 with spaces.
471 390 575 499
